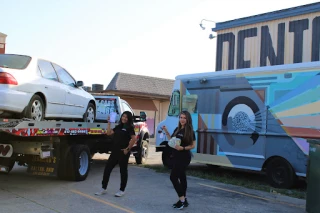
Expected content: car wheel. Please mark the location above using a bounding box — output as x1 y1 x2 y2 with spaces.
24 95 44 121
83 103 95 123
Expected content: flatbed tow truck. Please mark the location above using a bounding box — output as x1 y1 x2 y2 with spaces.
0 113 149 181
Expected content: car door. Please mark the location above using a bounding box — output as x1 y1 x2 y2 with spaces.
52 63 87 117
37 60 66 116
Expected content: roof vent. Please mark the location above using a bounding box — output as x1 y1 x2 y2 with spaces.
92 84 104 91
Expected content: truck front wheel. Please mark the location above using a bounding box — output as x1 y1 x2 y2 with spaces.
135 140 149 164
162 148 174 169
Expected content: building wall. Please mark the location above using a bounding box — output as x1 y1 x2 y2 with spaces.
0 33 7 54
132 100 169 138
215 12 320 71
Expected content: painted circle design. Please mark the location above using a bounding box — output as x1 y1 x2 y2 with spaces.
229 104 255 133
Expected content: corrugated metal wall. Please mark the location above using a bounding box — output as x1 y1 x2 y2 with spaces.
215 12 320 71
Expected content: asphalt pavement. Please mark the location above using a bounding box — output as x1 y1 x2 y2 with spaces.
0 144 306 213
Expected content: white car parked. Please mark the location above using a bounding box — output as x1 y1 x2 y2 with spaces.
0 54 96 122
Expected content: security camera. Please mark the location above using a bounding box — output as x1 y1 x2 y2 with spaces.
209 34 216 39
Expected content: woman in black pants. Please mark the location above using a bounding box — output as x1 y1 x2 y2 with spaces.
95 111 136 197
162 110 196 210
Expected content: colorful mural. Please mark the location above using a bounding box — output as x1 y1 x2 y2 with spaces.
157 62 320 179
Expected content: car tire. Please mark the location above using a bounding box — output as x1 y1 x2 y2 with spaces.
24 94 45 121
266 157 296 189
83 103 95 123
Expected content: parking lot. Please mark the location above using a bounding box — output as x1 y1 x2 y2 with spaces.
0 144 306 213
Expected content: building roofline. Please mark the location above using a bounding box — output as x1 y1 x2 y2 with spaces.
90 90 171 100
0 32 7 37
212 2 320 31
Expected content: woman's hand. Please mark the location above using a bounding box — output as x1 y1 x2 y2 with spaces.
162 125 168 132
162 125 172 140
122 148 130 155
175 145 184 151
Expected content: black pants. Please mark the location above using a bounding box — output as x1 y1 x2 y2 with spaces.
170 151 191 197
102 150 130 191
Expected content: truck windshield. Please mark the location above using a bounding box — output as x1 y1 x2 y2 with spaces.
0 54 31 69
168 90 180 116
168 90 198 116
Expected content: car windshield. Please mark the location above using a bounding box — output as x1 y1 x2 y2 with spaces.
0 54 31 69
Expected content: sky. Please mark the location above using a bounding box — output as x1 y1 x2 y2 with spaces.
1 0 319 89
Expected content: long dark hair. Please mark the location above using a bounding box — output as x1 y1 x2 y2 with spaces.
173 111 194 145
118 111 134 128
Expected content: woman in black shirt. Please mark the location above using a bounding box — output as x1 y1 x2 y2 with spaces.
162 110 196 210
95 111 136 197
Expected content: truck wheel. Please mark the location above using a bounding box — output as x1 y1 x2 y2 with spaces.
24 95 45 121
0 158 15 174
69 145 91 181
83 103 95 123
162 148 174 169
266 157 296 189
135 140 149 164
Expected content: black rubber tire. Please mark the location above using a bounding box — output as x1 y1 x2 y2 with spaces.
135 140 149 165
57 145 72 180
24 94 45 121
162 148 174 169
83 103 95 123
68 145 91 181
266 157 296 189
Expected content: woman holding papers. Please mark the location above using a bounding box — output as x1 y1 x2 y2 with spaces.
95 111 136 197
162 110 196 210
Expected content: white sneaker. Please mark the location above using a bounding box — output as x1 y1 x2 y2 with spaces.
95 189 107 195
115 190 125 197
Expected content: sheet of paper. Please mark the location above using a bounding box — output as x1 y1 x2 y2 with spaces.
110 112 117 123
160 132 164 139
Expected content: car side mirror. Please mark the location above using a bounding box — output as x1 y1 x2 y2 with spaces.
76 81 84 87
140 111 147 122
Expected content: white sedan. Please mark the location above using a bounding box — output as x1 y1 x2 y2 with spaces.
0 54 96 122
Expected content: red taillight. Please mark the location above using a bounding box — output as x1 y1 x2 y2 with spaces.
0 72 18 85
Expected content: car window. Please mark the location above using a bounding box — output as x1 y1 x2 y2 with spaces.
53 63 76 87
122 101 134 115
0 54 31 69
38 60 59 81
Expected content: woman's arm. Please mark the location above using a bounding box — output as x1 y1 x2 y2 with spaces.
127 135 137 150
162 126 172 140
123 135 136 154
106 122 114 135
176 140 196 151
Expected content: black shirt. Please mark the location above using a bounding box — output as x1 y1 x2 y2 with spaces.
171 127 196 148
112 124 135 151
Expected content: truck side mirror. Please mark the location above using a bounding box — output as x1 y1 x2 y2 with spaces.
140 111 147 122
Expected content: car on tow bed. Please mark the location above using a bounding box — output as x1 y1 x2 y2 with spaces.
0 54 96 122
